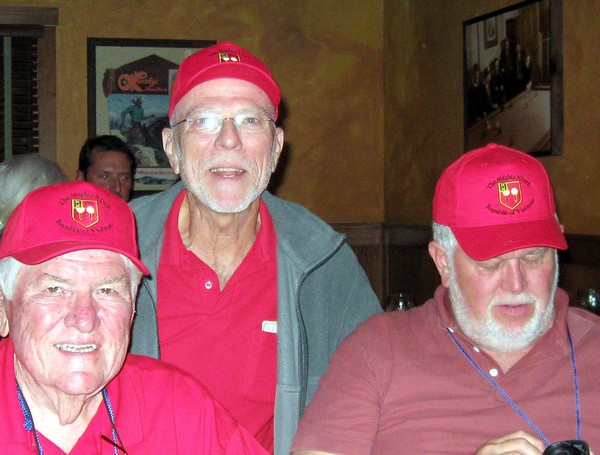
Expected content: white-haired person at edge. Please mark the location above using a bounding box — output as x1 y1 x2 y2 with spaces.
0 153 66 238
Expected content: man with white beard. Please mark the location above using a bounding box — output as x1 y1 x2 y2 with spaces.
128 42 381 455
291 144 600 454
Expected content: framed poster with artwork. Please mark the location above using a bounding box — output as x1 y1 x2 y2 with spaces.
87 38 215 194
463 0 563 156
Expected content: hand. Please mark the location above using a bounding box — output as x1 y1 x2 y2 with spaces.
475 430 546 455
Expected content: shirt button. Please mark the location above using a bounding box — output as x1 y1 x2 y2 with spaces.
473 346 480 353
205 281 213 290
489 368 499 377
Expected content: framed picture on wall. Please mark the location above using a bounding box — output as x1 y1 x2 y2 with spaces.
87 38 215 194
463 0 563 156
484 17 498 49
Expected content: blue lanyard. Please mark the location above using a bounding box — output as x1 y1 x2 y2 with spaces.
446 325 581 445
17 384 120 455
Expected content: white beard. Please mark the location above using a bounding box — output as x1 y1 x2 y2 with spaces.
175 138 276 214
448 259 558 353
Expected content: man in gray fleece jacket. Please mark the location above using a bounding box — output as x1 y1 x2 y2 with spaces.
129 42 381 455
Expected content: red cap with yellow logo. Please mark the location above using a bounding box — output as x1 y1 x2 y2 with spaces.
0 181 149 274
433 143 567 260
169 42 281 121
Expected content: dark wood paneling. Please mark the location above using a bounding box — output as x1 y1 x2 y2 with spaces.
332 224 437 308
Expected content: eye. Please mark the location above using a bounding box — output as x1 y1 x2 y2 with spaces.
240 116 260 124
191 116 218 129
478 261 501 273
46 286 61 294
522 254 544 266
99 287 115 295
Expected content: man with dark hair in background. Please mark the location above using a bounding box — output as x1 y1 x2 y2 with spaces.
76 135 136 201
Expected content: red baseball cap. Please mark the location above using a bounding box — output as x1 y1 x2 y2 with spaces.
0 181 149 274
169 42 281 121
433 143 567 260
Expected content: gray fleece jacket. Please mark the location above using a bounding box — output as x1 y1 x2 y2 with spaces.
129 181 382 454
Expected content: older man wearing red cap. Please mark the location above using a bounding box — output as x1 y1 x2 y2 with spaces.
0 181 267 454
128 42 381 454
291 144 600 454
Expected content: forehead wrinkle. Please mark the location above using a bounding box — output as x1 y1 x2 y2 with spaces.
37 272 71 285
102 274 129 286
31 270 130 287
528 247 548 255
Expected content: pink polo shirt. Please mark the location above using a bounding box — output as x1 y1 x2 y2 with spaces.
292 286 600 454
157 190 278 452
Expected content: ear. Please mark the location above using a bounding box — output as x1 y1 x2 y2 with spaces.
428 241 451 288
75 170 85 182
162 127 180 175
270 127 284 172
0 291 9 338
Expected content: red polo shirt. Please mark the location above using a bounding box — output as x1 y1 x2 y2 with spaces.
0 338 267 454
157 190 278 452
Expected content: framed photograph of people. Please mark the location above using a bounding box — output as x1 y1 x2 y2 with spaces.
87 38 215 193
463 0 563 156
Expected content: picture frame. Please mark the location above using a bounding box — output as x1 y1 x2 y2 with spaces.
87 38 216 194
484 17 498 49
463 0 563 156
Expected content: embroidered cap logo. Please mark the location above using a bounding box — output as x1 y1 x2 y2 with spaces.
218 52 241 63
497 181 523 210
71 199 99 228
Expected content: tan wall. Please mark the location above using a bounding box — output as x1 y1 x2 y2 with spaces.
1 0 384 223
385 0 600 235
5 1 597 233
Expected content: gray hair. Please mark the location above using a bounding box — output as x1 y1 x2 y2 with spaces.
432 221 458 265
0 154 67 233
0 254 143 302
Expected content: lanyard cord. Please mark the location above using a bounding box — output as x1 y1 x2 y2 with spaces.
102 388 128 454
446 325 580 446
17 384 123 455
16 383 43 455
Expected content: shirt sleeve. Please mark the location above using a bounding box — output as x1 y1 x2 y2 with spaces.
291 314 392 455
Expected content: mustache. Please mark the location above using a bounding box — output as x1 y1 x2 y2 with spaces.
489 293 539 307
201 154 257 172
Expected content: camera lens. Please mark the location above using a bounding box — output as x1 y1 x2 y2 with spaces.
543 441 589 455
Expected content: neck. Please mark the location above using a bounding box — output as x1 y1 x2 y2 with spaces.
179 192 261 289
15 359 102 452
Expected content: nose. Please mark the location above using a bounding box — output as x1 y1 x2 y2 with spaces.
500 259 526 294
214 118 242 150
107 177 122 197
64 294 100 333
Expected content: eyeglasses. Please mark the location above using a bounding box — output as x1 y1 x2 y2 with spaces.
171 112 275 135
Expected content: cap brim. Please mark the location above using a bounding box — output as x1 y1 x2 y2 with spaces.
170 63 281 120
452 217 567 261
11 241 150 276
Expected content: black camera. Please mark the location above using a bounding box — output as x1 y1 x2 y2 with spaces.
543 440 589 455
